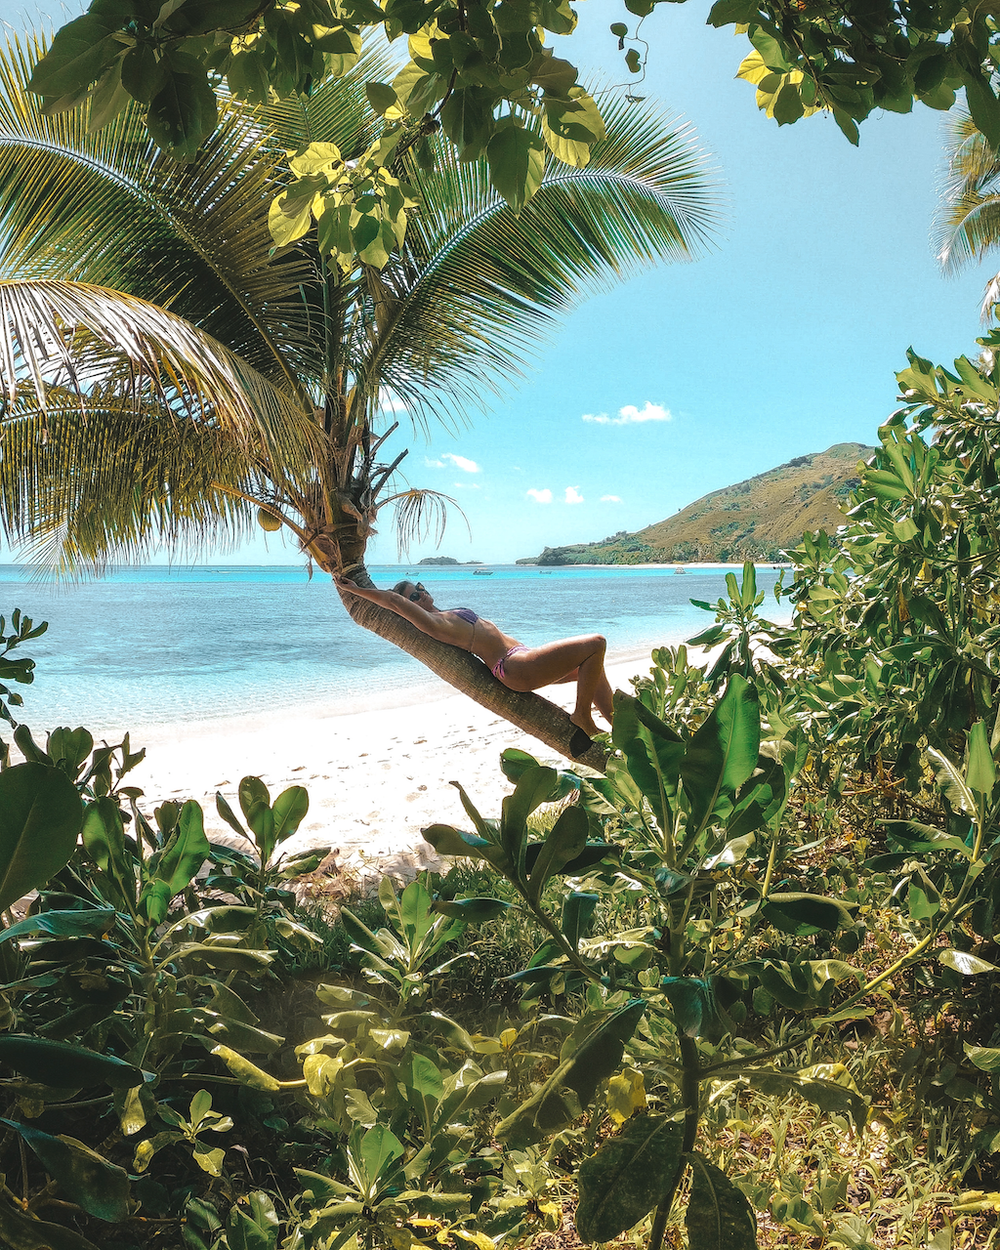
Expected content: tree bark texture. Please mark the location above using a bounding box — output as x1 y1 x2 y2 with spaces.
340 591 610 773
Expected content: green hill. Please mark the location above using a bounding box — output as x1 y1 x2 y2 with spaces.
516 442 875 565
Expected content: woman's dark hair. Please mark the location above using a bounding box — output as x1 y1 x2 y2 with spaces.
391 579 411 595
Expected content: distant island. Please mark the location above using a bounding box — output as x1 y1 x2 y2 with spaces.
516 442 876 565
418 557 484 565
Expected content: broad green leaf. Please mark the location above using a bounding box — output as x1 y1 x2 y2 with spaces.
272 785 309 847
762 892 856 935
486 122 545 213
210 1045 281 1091
562 891 599 951
0 907 117 946
526 804 589 902
304 1053 343 1096
0 1195 100 1250
398 877 436 947
892 516 919 542
359 1124 404 1186
681 675 760 834
496 1000 644 1148
0 762 82 911
940 949 999 975
882 820 972 857
685 1152 757 1250
47 727 93 773
612 692 683 820
908 883 939 920
432 897 511 922
81 797 126 874
144 799 210 918
576 1115 684 1242
171 942 276 971
147 51 218 161
0 1119 130 1222
269 186 314 247
340 907 384 956
422 823 493 861
531 54 577 96
366 80 399 114
27 13 123 96
742 1066 867 1129
967 721 995 799
227 1192 280 1250
965 1043 1000 1072
927 746 977 817
87 61 130 132
0 1036 145 1089
192 1144 226 1176
662 977 709 1037
864 468 910 501
500 765 557 879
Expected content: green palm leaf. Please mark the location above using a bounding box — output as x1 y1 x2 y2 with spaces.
937 108 1000 319
356 96 719 427
0 31 316 393
0 277 324 466
0 396 265 573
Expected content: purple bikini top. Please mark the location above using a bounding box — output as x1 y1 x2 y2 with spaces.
449 607 479 624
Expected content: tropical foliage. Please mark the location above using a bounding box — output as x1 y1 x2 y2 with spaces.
30 0 1000 214
9 324 1000 1246
0 27 715 764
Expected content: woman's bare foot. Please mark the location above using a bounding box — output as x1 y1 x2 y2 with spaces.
570 711 601 738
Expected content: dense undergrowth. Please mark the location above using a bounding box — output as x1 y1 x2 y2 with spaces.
6 335 1000 1247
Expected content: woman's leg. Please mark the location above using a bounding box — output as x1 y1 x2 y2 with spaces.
501 635 613 736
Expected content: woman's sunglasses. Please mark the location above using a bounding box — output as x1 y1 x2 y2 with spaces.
409 583 425 602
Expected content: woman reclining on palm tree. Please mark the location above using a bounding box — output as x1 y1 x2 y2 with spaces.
336 576 614 739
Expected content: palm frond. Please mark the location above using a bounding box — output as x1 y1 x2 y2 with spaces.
0 30 318 393
0 396 270 574
353 94 720 427
380 487 468 558
937 107 1000 306
0 278 328 472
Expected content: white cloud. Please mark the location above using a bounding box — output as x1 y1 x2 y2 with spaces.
527 488 552 504
379 388 407 413
441 452 480 473
601 495 622 503
565 486 584 505
425 452 481 473
453 481 481 490
582 401 672 426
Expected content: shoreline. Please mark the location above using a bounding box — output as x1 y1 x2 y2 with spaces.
86 645 685 880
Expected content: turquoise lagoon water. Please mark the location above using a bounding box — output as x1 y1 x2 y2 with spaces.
0 563 790 735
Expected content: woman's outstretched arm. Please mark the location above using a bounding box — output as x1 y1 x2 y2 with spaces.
334 578 467 646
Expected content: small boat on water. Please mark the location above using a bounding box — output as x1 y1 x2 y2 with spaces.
473 569 494 575
674 567 687 574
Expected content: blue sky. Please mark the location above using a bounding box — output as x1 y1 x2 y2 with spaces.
2 0 996 565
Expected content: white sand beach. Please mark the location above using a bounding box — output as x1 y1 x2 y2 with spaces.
115 648 665 882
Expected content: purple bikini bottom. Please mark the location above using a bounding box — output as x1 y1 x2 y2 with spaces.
492 646 528 680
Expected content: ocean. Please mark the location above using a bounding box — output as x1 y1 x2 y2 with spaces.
0 563 790 737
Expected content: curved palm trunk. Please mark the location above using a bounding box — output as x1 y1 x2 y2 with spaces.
305 457 612 773
341 590 610 772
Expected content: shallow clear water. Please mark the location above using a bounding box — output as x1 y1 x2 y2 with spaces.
0 563 789 734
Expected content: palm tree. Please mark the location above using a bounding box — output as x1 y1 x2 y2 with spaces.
937 109 1000 319
0 31 718 767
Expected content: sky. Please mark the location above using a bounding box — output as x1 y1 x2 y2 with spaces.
1 0 996 566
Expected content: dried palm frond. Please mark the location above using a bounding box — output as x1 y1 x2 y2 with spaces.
380 487 468 558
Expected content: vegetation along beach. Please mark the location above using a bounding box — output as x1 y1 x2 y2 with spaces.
6 0 1000 1247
